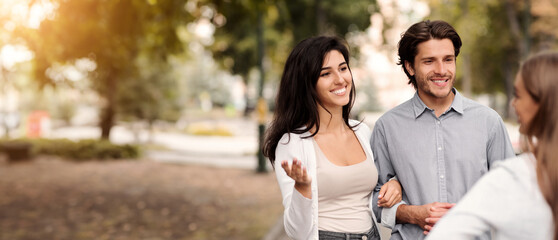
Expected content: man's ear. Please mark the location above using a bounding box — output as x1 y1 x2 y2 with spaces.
404 61 415 76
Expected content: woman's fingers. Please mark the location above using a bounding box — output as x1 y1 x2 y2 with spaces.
378 182 403 207
291 159 301 179
281 160 291 176
282 158 310 184
387 191 401 207
384 187 398 204
378 184 387 199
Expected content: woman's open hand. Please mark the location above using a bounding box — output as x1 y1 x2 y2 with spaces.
281 158 312 198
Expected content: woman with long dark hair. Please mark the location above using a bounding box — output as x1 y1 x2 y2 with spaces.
427 52 558 239
263 36 402 240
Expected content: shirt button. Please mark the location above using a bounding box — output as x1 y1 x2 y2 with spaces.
438 147 442 151
440 175 445 179
436 121 440 124
362 236 367 240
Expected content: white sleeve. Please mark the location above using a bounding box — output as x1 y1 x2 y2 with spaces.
274 134 314 240
426 166 519 239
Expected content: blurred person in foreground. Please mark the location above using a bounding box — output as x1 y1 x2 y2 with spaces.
426 51 558 239
371 20 515 240
263 36 402 240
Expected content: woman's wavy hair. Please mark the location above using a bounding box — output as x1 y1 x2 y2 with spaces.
520 51 558 240
263 36 357 164
397 20 462 89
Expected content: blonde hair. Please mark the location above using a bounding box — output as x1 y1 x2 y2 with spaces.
520 51 558 240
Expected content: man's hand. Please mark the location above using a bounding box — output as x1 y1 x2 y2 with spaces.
377 179 402 208
281 158 312 198
396 202 455 234
422 203 455 235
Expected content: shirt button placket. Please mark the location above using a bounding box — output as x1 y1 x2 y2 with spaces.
435 118 447 202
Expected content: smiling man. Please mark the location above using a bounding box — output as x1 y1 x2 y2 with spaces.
370 20 515 240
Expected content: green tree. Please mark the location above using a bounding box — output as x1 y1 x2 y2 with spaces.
427 0 558 118
195 0 377 112
18 0 190 139
117 57 182 140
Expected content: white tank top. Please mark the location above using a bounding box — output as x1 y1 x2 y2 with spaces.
313 138 378 233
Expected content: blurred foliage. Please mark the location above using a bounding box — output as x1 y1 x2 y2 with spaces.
15 0 192 138
427 0 558 117
173 55 234 111
54 100 76 125
354 75 382 114
202 0 378 106
0 138 140 160
262 0 374 70
3 0 382 137
117 60 182 124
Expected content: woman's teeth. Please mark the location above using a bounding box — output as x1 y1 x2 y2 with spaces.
332 88 346 95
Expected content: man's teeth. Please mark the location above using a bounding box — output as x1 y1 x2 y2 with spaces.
332 88 346 94
433 80 447 83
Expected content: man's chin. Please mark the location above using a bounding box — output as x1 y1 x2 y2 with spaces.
433 88 454 98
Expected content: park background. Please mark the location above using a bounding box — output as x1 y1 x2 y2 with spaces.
0 0 556 239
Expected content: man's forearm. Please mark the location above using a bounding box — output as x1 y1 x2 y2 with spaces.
396 204 419 225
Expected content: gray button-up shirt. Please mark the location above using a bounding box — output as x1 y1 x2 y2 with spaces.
371 89 515 240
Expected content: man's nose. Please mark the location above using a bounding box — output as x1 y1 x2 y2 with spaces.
434 61 445 74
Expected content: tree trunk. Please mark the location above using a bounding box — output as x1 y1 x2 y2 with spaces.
148 119 154 144
460 0 472 97
315 0 326 34
256 10 267 173
503 0 531 119
100 77 117 140
242 73 252 117
100 104 115 140
505 0 530 60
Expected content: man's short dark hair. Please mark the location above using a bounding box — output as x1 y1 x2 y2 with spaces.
397 20 462 88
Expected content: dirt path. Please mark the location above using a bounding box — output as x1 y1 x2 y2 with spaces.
0 156 284 240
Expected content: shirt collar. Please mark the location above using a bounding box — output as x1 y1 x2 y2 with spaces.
411 88 464 119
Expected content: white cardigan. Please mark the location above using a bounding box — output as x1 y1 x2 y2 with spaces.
274 120 380 240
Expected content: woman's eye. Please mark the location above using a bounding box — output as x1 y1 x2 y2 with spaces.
320 72 330 77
